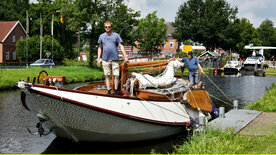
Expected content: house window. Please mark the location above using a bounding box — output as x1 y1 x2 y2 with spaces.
20 36 23 40
162 42 165 48
5 51 10 60
13 35 16 42
13 51 16 60
170 42 174 48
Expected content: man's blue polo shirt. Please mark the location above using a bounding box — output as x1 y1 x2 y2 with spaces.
182 57 199 70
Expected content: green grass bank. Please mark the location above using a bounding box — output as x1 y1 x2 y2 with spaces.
0 66 104 91
173 128 276 154
172 82 276 154
245 82 276 112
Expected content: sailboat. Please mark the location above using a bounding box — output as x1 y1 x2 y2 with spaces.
17 59 214 142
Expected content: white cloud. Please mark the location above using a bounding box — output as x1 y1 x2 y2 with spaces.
29 0 37 3
127 0 187 22
227 0 276 27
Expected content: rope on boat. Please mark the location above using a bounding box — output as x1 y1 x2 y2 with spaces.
134 96 198 123
202 72 234 105
186 87 206 124
118 60 202 123
187 87 200 109
135 74 201 124
116 61 199 123
55 86 63 101
208 93 233 107
139 73 190 113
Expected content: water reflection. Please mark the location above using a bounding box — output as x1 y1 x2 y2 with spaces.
0 90 55 154
43 133 189 154
223 72 242 77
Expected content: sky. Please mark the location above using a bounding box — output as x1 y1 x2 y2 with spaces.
126 0 276 28
30 0 276 28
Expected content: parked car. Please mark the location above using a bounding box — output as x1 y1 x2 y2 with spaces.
30 59 55 67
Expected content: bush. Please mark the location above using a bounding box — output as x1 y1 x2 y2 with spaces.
175 51 188 58
16 35 65 63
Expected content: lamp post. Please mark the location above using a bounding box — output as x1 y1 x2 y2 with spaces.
40 10 60 59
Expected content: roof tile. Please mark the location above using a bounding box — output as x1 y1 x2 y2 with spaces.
0 21 18 42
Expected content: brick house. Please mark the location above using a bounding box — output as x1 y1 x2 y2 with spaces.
0 21 28 64
160 22 178 57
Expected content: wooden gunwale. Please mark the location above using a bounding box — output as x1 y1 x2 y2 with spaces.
128 62 169 69
127 60 168 67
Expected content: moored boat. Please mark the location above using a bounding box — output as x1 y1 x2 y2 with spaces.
17 60 214 142
223 60 243 73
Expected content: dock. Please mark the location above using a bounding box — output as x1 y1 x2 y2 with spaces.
209 105 276 136
209 109 262 133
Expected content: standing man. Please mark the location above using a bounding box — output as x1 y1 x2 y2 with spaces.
174 51 204 88
97 21 128 95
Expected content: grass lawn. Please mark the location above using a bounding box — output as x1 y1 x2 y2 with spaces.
265 67 276 76
0 66 104 91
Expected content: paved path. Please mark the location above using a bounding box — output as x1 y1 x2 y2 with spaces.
239 112 276 136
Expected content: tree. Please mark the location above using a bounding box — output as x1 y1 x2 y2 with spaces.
173 0 237 50
258 19 276 58
106 2 140 46
28 1 76 59
16 35 65 63
233 18 261 58
134 11 168 55
0 0 30 26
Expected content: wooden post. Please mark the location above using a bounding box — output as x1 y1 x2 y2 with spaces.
120 62 128 91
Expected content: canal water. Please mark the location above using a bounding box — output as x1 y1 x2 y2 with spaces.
0 75 276 154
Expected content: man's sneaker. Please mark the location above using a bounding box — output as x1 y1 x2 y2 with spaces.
107 90 111 95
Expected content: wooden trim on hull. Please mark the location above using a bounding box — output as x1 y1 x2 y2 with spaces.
28 87 190 126
33 84 174 102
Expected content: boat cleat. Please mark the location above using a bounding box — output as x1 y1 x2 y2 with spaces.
17 80 31 89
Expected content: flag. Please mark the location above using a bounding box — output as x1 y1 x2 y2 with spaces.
60 14 64 23
51 14 54 36
26 10 29 34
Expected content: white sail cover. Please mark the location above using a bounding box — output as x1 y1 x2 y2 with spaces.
132 60 185 89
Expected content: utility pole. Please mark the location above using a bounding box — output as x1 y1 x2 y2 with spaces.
78 28 80 60
40 10 60 59
40 12 42 59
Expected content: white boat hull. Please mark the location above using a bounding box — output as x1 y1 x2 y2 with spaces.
20 84 197 142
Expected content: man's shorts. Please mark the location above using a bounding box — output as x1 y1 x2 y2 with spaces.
102 60 120 76
188 70 199 84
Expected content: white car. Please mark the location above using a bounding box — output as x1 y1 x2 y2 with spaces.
30 59 55 67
